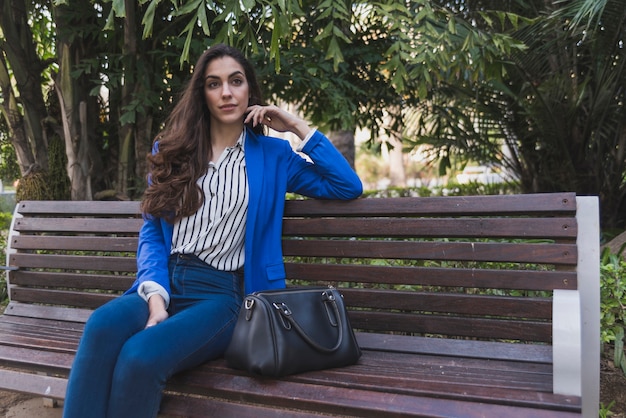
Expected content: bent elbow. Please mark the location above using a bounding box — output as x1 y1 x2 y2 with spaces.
341 176 363 200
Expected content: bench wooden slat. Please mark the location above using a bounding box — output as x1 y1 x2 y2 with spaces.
341 289 552 319
9 288 117 309
0 314 85 332
0 369 67 399
285 263 578 290
2 302 93 323
13 217 143 234
10 271 134 291
159 394 330 418
15 200 142 216
355 333 552 363
283 239 578 264
0 344 74 373
0 332 78 353
342 350 554 382
9 253 137 271
284 192 577 217
0 328 79 351
10 235 138 252
0 319 82 342
349 310 552 342
283 217 578 239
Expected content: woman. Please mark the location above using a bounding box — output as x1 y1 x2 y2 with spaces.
62 44 362 418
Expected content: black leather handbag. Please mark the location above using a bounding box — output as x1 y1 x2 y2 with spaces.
225 286 362 377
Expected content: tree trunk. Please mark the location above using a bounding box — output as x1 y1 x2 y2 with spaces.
328 130 356 169
116 0 138 198
53 2 102 200
134 113 153 197
0 54 36 174
387 132 406 187
0 0 49 173
117 0 154 199
54 44 92 200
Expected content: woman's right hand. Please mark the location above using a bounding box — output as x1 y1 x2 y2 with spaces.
245 105 311 140
145 294 169 328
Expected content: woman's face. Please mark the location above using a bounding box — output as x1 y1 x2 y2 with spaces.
203 56 250 128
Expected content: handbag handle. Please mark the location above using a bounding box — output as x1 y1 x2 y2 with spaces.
272 290 343 354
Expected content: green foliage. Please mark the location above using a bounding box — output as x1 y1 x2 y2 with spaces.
443 180 522 197
0 194 15 213
599 400 615 418
0 119 20 184
600 248 626 376
0 211 12 230
362 180 521 198
6 0 624 226
406 0 626 229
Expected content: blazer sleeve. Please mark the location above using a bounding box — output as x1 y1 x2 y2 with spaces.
287 130 362 199
127 139 173 297
134 216 172 295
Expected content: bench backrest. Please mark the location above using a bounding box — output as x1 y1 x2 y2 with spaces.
5 193 578 343
283 192 579 343
5 200 142 322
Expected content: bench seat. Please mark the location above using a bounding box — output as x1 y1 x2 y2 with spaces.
0 193 600 417
0 323 579 417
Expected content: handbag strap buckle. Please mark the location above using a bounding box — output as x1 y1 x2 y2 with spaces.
244 298 255 321
273 302 293 330
272 302 292 316
322 289 336 302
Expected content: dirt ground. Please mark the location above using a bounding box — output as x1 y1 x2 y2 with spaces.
0 392 62 418
0 359 625 417
601 353 626 417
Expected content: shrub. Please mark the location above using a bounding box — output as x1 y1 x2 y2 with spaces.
600 248 626 375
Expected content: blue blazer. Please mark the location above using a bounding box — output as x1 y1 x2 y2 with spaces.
127 128 362 296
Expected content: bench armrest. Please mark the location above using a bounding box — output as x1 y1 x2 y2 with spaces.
579 196 600 418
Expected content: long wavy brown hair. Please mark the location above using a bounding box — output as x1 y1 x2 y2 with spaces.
141 44 264 222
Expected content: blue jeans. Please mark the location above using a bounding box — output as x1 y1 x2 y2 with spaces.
63 254 243 418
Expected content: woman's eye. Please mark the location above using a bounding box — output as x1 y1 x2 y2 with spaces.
207 82 219 89
232 78 243 86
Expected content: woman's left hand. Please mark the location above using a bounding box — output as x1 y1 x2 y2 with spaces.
145 294 169 329
245 105 311 140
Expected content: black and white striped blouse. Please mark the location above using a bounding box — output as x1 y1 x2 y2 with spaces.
171 131 248 271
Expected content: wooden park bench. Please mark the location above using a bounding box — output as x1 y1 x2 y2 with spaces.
0 192 600 417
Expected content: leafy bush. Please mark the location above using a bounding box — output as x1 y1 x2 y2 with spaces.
600 248 626 376
361 181 521 198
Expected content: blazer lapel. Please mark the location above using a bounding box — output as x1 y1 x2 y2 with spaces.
243 129 264 284
244 128 264 213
